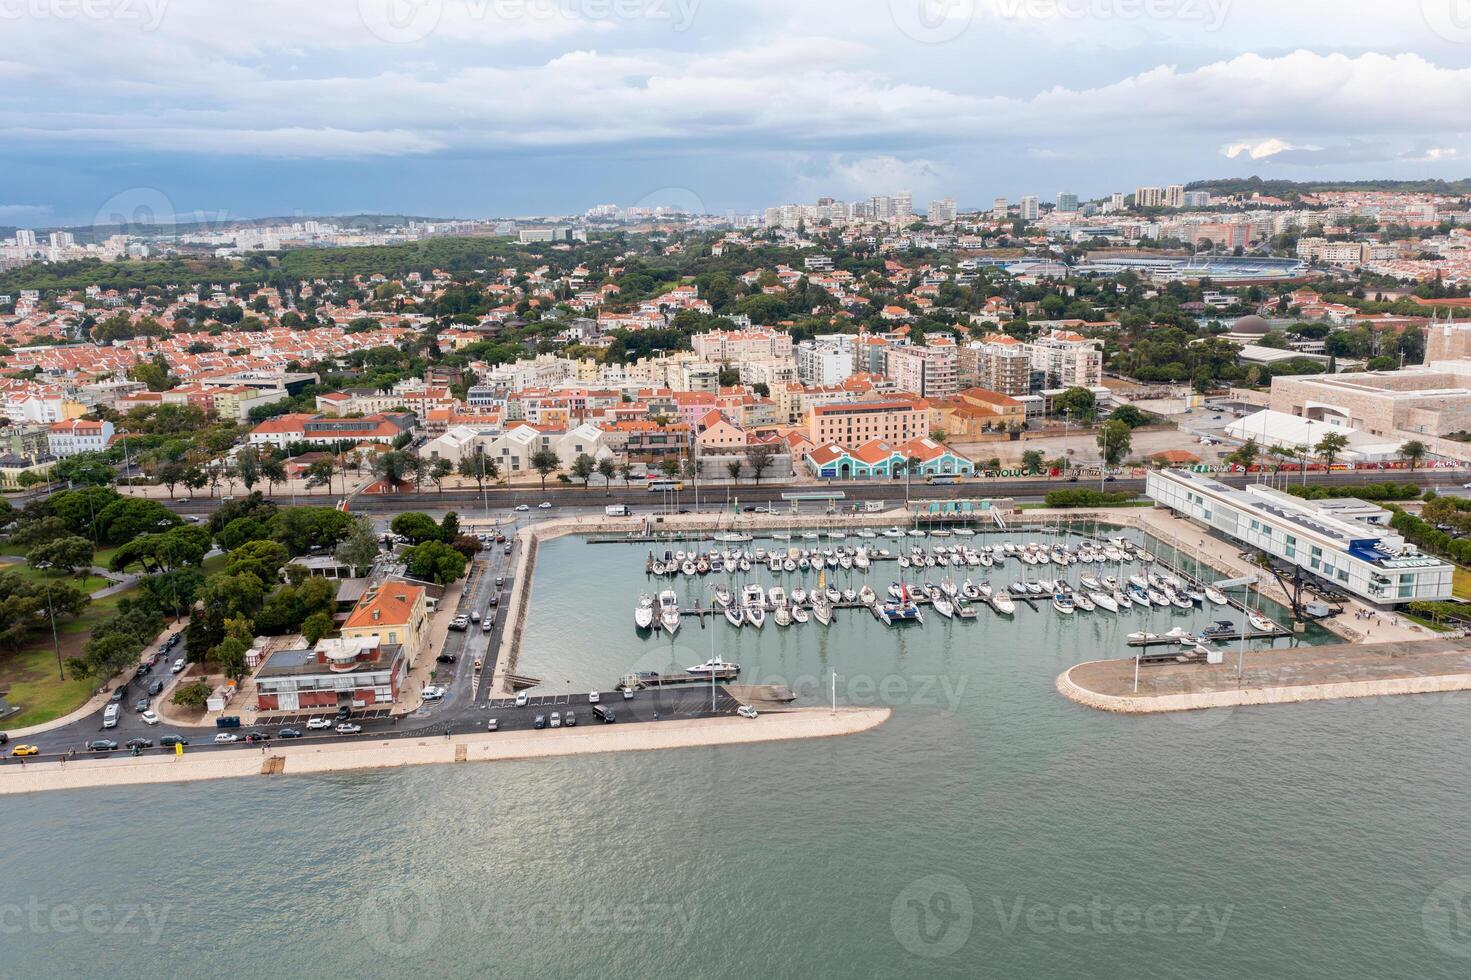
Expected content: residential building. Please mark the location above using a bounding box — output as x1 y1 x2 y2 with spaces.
691 327 793 362
47 418 113 458
1146 470 1453 605
1020 196 1040 221
1026 332 1103 388
797 340 855 387
959 336 1034 396
340 581 430 666
886 344 959 399
809 400 929 447
1056 192 1079 213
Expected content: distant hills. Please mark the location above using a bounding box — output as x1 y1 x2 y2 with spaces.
1185 176 1471 199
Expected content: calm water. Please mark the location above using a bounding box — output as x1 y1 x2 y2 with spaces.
4 528 1471 979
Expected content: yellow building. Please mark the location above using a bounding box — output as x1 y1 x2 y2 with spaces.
341 582 429 667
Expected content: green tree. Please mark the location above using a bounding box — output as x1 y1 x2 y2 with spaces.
1225 437 1261 471
428 457 454 494
235 447 261 491
1314 431 1351 471
391 512 442 544
531 449 561 491
596 458 616 494
402 540 468 584
570 453 596 490
95 497 179 546
1053 387 1098 424
726 459 742 483
1401 439 1428 472
335 517 380 575
302 611 335 645
214 636 250 682
458 448 499 493
1097 420 1132 467
172 679 211 708
27 536 94 575
1021 449 1045 473
304 457 335 494
52 452 114 487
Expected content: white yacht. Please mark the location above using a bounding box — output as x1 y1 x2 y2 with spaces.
742 584 767 629
687 656 739 675
658 590 681 635
634 593 655 630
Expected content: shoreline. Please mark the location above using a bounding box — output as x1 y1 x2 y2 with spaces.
0 707 891 797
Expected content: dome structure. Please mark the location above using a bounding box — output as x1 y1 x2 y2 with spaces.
1232 315 1270 337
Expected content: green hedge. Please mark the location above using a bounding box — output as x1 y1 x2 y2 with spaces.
1044 489 1137 508
1283 482 1422 501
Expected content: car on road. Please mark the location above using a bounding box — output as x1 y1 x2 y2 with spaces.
134 698 150 713
563 711 576 727
515 692 529 707
125 738 153 750
0 732 7 745
538 501 552 509
533 714 546 730
140 710 160 725
549 711 562 728
622 689 634 700
421 686 446 703
436 653 457 664
171 658 186 674
1463 482 1471 490
486 718 499 732
503 544 512 555
148 679 164 696
448 616 470 632
12 744 39 756
306 718 332 730
278 728 302 739
243 732 271 743
335 723 362 734
514 504 530 512
488 594 499 606
470 610 481 623
481 617 494 633
88 739 119 752
214 733 239 744
588 690 599 703
109 687 126 703
737 705 759 719
159 735 188 747
592 705 615 724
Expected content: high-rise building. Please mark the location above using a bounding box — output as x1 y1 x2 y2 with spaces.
1134 186 1166 208
1166 185 1186 208
49 231 75 249
1110 192 1127 211
14 229 36 248
959 337 1033 396
1055 192 1079 213
1183 190 1211 208
886 343 959 399
1026 332 1103 388
991 197 1010 219
927 198 957 224
1019 196 1040 221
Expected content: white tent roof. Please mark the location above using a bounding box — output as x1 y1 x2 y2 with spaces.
1225 410 1405 462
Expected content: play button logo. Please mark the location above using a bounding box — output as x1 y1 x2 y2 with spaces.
360 0 444 44
1423 0 1471 42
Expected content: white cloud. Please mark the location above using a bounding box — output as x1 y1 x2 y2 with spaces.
1222 138 1314 160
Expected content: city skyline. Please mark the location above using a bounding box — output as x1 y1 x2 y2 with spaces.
8 1 1471 224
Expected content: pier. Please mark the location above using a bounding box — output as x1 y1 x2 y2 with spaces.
618 669 739 690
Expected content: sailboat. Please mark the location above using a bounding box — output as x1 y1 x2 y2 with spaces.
1204 586 1229 606
724 602 744 628
742 584 766 629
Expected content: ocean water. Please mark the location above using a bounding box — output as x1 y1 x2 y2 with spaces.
3 529 1470 978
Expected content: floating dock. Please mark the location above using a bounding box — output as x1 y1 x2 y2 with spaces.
618 669 739 690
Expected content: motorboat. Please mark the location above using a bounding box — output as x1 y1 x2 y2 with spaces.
1147 588 1171 607
1010 582 1030 597
1169 591 1193 610
714 586 732 608
681 559 697 576
783 558 797 573
634 593 655 630
1052 592 1076 615
768 586 787 610
1128 586 1151 607
687 656 739 675
1080 576 1101 593
1112 589 1132 609
1026 581 1045 596
1073 592 1097 612
842 587 857 603
990 591 1016 615
774 604 793 627
658 590 681 635
826 586 842 605
960 580 980 601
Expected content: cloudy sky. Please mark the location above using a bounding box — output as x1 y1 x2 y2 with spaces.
6 0 1471 226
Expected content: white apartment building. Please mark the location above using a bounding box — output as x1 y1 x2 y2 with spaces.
1020 196 1040 221
797 340 856 387
886 344 959 399
476 353 577 391
1146 470 1453 606
690 327 793 362
47 418 114 458
927 199 957 224
1026 332 1103 388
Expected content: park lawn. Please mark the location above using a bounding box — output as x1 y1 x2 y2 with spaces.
1 540 121 569
0 583 140 728
0 562 111 595
1455 565 1471 601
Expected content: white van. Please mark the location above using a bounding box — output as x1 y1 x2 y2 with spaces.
102 704 120 729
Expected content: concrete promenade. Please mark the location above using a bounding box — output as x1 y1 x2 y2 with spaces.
0 707 890 796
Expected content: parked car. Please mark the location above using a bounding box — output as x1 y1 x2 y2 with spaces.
12 744 39 756
336 705 352 719
737 705 759 719
278 728 302 739
125 738 153 751
306 717 332 730
170 658 186 674
448 616 469 632
563 711 577 727
515 692 529 707
140 710 160 725
538 501 552 509
335 723 362 734
549 711 562 728
88 739 119 752
109 688 126 703
533 714 547 730
503 544 512 555
622 689 634 700
421 686 446 703
486 718 499 732
214 733 239 744
159 734 188 747
514 504 530 512
587 690 600 704
243 732 271 743
436 653 457 664
148 680 164 696
592 705 615 724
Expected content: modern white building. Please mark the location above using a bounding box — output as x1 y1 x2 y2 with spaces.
1146 469 1453 606
797 340 855 387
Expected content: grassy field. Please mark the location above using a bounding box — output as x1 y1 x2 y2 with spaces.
0 584 140 728
1455 565 1471 601
0 562 111 595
